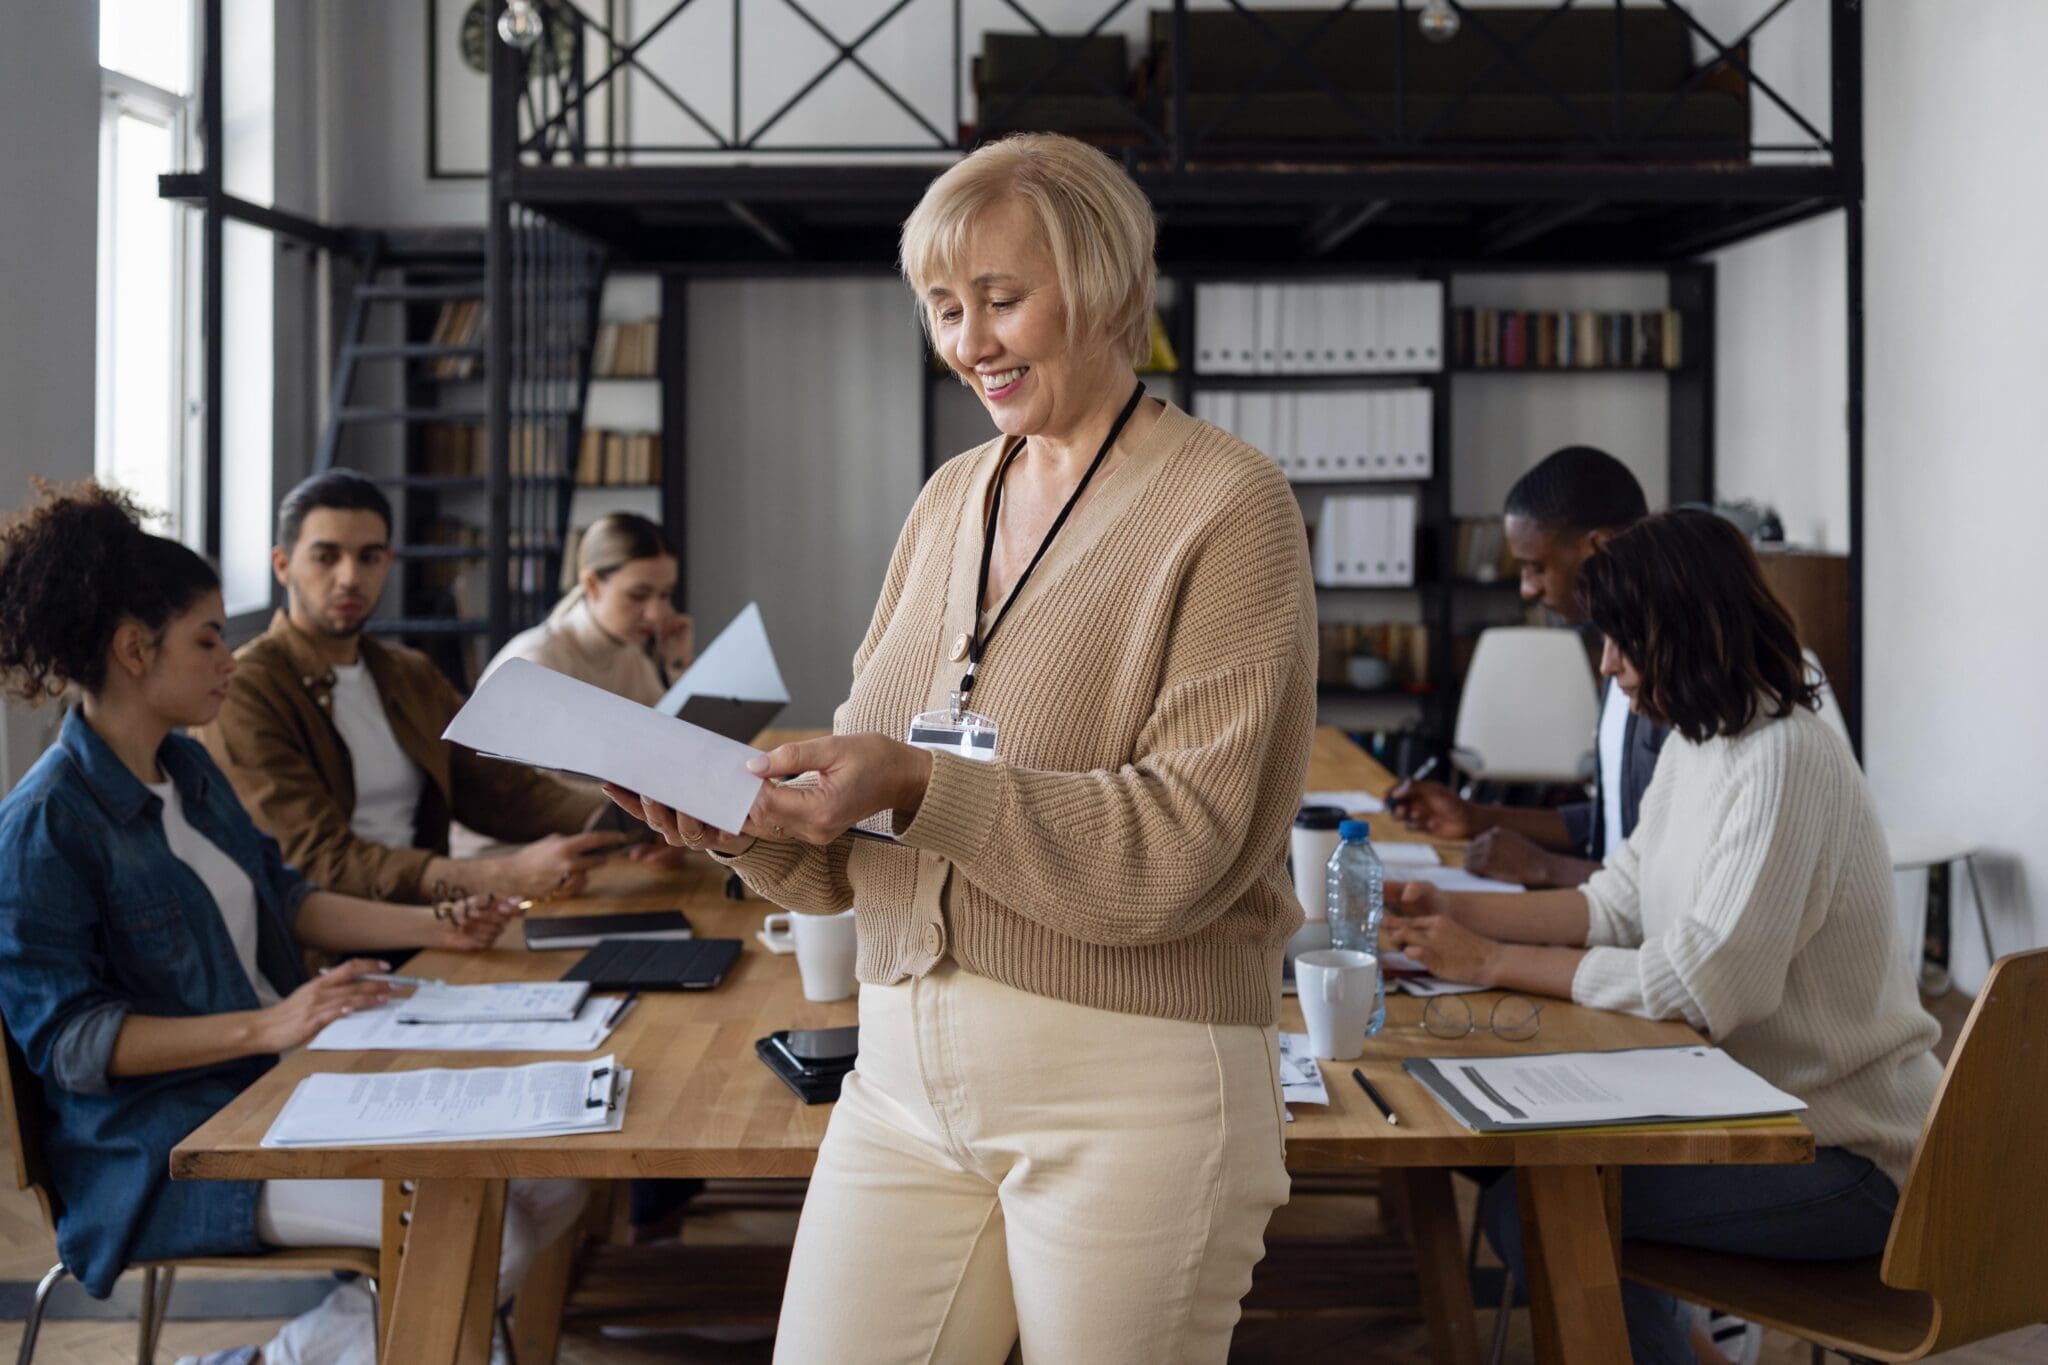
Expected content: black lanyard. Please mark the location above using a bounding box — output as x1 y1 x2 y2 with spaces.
956 382 1146 712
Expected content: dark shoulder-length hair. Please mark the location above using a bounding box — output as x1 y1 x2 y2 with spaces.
1575 509 1819 744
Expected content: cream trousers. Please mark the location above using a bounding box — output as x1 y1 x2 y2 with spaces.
773 961 1291 1365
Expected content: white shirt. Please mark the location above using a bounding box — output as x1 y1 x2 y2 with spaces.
328 662 426 848
146 780 280 1006
1575 707 1943 1187
1596 679 1632 855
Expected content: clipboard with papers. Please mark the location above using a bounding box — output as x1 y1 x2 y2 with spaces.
1403 1045 1807 1134
655 602 789 743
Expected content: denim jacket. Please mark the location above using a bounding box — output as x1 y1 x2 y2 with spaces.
0 709 312 1297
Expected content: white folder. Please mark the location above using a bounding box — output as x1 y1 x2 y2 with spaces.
1255 283 1283 375
1194 284 1225 372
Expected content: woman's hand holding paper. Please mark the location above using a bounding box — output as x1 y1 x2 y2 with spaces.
743 735 934 846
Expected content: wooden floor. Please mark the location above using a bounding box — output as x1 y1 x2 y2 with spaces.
4 982 2035 1363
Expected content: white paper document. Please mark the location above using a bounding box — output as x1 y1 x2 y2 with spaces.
654 602 790 743
444 657 762 834
1424 1047 1805 1130
1304 789 1386 815
394 981 590 1025
1375 842 1442 867
263 1056 630 1148
310 995 630 1052
1392 974 1489 997
1397 864 1524 895
1276 1032 1331 1107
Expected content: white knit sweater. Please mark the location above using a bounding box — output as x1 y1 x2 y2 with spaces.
1574 705 1942 1188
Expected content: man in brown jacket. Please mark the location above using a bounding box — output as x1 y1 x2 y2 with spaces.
199 470 620 902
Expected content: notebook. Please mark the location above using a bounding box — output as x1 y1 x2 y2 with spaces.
393 981 591 1024
563 937 743 991
523 911 693 951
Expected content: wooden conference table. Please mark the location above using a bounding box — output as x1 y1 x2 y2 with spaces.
175 727 1811 1364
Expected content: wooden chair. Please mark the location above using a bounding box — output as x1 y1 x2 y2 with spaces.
1624 947 2048 1363
1 1024 380 1365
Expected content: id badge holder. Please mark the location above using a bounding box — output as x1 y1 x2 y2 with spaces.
907 705 1000 762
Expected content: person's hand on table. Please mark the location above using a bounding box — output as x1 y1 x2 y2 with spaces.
744 734 934 846
500 830 627 898
428 894 522 952
258 959 392 1051
1463 828 1558 887
1383 890 1504 988
1385 779 1474 839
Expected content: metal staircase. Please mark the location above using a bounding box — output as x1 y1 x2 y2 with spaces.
316 227 603 686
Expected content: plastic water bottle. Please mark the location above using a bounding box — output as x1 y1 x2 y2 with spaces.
1326 819 1386 1036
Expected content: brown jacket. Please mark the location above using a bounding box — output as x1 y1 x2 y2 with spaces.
197 612 602 901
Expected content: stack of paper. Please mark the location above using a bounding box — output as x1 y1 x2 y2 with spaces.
310 995 632 1052
263 1056 631 1148
1303 789 1386 815
1194 389 1433 482
1405 1046 1806 1133
1194 281 1445 375
1313 494 1417 587
1277 1032 1331 1111
395 981 590 1025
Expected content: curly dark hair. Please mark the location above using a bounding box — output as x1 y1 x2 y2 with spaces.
1576 509 1819 744
0 481 221 703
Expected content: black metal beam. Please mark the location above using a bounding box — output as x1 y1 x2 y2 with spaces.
1835 0 1864 755
486 2 517 652
157 174 363 257
1301 200 1390 258
723 200 798 258
1654 197 1837 259
1479 200 1603 256
200 0 223 563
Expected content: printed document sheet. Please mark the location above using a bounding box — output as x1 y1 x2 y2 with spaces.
444 658 761 833
1408 1046 1805 1132
310 996 629 1052
263 1056 628 1148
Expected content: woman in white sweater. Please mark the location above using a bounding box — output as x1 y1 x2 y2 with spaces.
1386 509 1941 1365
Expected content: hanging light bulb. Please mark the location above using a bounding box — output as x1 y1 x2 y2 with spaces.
1419 0 1461 44
498 0 545 50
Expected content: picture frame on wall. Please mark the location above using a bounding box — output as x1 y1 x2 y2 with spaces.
428 0 619 180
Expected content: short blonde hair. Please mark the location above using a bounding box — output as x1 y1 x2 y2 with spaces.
900 134 1157 368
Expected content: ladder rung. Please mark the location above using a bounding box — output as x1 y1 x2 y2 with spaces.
359 283 483 302
346 343 487 361
370 618 493 636
370 475 572 489
335 408 489 424
392 545 489 560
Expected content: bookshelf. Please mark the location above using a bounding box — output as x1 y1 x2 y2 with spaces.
567 271 682 602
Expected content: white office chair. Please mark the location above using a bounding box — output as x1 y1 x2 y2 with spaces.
1451 627 1600 788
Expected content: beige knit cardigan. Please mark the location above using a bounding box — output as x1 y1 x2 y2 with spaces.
723 402 1317 1025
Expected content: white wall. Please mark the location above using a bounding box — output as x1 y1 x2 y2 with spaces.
320 0 488 225
684 279 926 726
0 2 99 789
1711 212 1848 551
1858 1 2048 988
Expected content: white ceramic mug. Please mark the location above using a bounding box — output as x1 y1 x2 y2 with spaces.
1295 948 1378 1061
772 908 857 1002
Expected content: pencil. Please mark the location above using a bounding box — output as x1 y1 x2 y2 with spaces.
1352 1068 1399 1125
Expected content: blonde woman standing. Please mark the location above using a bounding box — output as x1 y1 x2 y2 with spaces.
485 512 694 705
611 134 1316 1362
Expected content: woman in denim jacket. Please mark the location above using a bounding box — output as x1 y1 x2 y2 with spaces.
0 485 586 1365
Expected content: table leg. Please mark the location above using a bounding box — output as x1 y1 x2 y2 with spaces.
508 1204 585 1365
1516 1165 1629 1365
1396 1168 1481 1365
381 1177 507 1365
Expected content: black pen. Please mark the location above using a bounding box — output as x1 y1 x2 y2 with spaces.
1352 1068 1398 1126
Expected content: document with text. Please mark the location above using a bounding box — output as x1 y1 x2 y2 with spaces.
263 1056 629 1147
1405 1046 1806 1133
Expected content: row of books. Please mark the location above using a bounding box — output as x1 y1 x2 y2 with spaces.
1193 281 1444 375
1317 622 1431 691
1452 308 1684 370
593 319 660 378
425 300 486 379
1313 494 1417 588
573 429 663 486
1453 517 1518 584
418 423 570 478
1195 388 1433 483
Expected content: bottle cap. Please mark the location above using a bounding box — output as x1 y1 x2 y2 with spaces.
1339 819 1373 841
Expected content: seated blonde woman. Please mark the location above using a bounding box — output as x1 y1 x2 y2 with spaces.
486 512 693 704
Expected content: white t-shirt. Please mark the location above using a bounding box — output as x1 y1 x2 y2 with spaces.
1597 679 1632 856
328 662 426 848
146 780 280 1006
